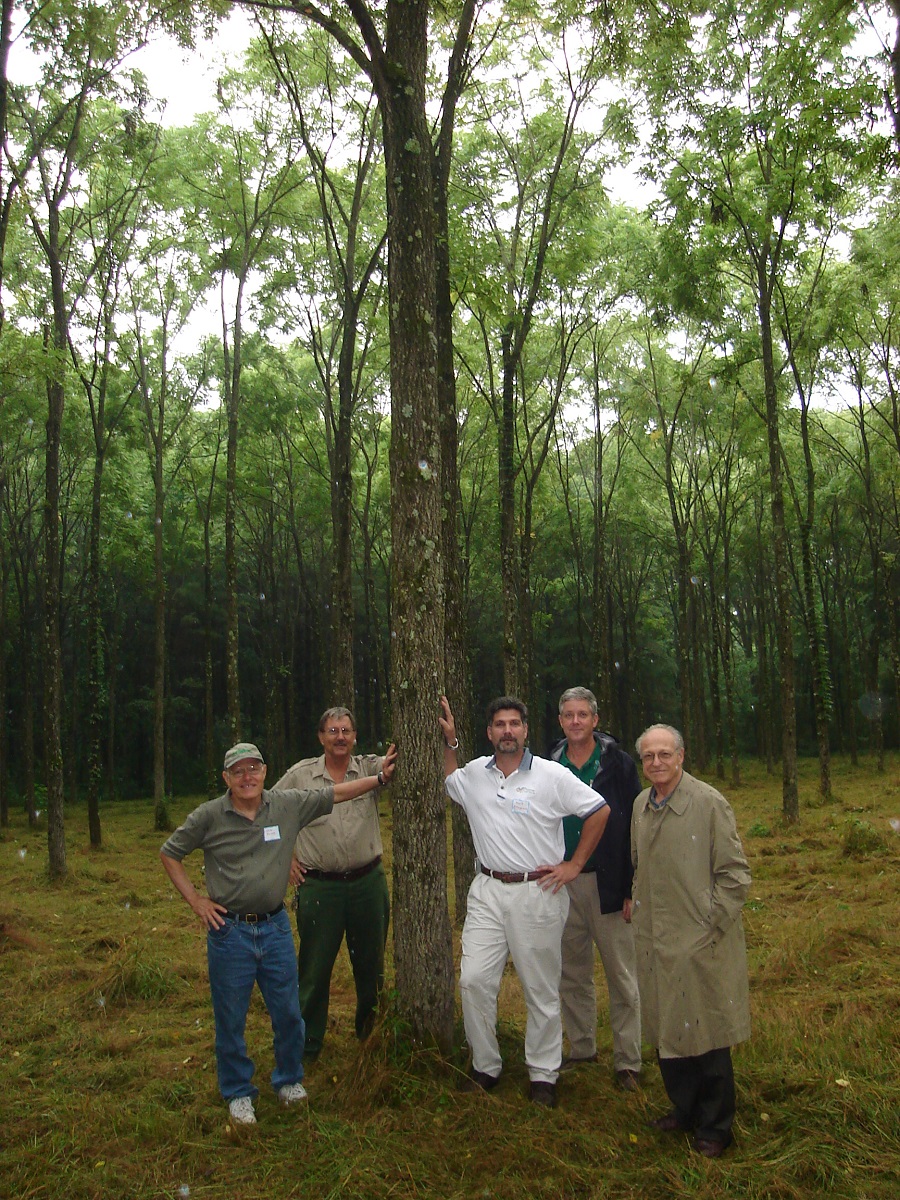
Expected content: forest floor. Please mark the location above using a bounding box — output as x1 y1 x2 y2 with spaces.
0 754 898 1200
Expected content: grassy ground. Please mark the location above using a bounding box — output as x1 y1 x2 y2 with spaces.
1 754 898 1200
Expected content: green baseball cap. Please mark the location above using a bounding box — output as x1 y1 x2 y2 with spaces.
223 742 265 771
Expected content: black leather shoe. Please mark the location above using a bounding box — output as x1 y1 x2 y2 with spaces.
650 1112 686 1133
693 1137 727 1158
529 1081 557 1108
458 1069 499 1093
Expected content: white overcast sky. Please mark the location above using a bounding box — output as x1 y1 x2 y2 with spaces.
131 6 257 126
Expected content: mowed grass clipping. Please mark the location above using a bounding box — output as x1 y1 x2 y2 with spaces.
0 754 898 1200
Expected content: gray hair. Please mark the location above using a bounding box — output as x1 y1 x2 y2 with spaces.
558 687 598 715
318 706 357 733
635 724 684 756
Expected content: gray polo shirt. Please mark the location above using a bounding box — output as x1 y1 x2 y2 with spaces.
161 786 334 914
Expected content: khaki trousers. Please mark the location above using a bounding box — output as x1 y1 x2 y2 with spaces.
560 871 642 1072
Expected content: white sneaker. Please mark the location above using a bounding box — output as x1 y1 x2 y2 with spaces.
278 1082 308 1105
228 1095 257 1125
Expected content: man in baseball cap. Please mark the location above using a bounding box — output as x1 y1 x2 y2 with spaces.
161 738 397 1126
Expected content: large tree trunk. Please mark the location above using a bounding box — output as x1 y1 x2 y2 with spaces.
381 0 453 1049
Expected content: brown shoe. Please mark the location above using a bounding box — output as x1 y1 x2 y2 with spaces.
693 1137 727 1158
529 1081 557 1108
458 1069 499 1093
558 1053 598 1073
650 1112 687 1133
616 1069 641 1092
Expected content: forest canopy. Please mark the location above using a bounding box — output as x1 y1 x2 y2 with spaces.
0 0 898 837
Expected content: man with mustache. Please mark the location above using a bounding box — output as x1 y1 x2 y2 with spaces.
440 695 610 1108
274 707 390 1063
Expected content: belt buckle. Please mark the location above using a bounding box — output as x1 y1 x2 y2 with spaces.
245 912 260 923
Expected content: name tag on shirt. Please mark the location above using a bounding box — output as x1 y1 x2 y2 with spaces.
511 795 531 815
263 825 281 842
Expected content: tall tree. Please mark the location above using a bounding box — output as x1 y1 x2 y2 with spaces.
453 23 609 708
251 0 454 1046
4 8 141 874
255 18 388 708
181 68 307 743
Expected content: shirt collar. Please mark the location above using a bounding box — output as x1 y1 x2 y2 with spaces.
485 747 534 771
647 771 687 812
560 738 601 771
224 788 269 817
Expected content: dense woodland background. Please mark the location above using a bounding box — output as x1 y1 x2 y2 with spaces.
0 2 898 863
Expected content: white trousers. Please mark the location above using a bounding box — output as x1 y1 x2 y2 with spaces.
459 873 569 1084
560 871 642 1071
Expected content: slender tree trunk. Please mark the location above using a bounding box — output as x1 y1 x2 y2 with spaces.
222 271 247 745
204 514 216 797
22 608 36 822
0 0 15 325
44 358 67 878
591 396 612 725
86 441 105 847
754 529 775 774
152 454 168 830
722 565 741 788
498 329 521 697
757 255 798 821
330 366 356 707
867 631 885 772
433 11 477 923
0 564 7 828
105 596 121 800
792 389 832 802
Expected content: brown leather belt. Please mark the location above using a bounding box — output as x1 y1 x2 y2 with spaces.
481 866 551 884
304 856 382 883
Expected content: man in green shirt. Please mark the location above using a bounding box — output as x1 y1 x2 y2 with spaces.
550 687 642 1090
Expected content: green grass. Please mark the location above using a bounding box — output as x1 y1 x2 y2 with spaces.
1 753 898 1199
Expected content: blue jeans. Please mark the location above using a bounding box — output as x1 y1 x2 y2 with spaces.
206 908 305 1100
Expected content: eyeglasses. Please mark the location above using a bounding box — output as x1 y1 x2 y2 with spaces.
324 727 355 737
640 751 676 764
229 763 264 777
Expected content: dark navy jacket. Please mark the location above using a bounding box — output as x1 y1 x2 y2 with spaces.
551 731 641 914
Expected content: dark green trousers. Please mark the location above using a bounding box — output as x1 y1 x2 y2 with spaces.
295 863 390 1057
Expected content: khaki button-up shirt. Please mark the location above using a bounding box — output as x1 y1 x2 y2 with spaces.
273 754 383 873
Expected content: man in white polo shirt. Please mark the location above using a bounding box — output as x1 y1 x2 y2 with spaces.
439 695 609 1108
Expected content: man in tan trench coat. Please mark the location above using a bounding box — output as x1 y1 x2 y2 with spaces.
631 724 750 1158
